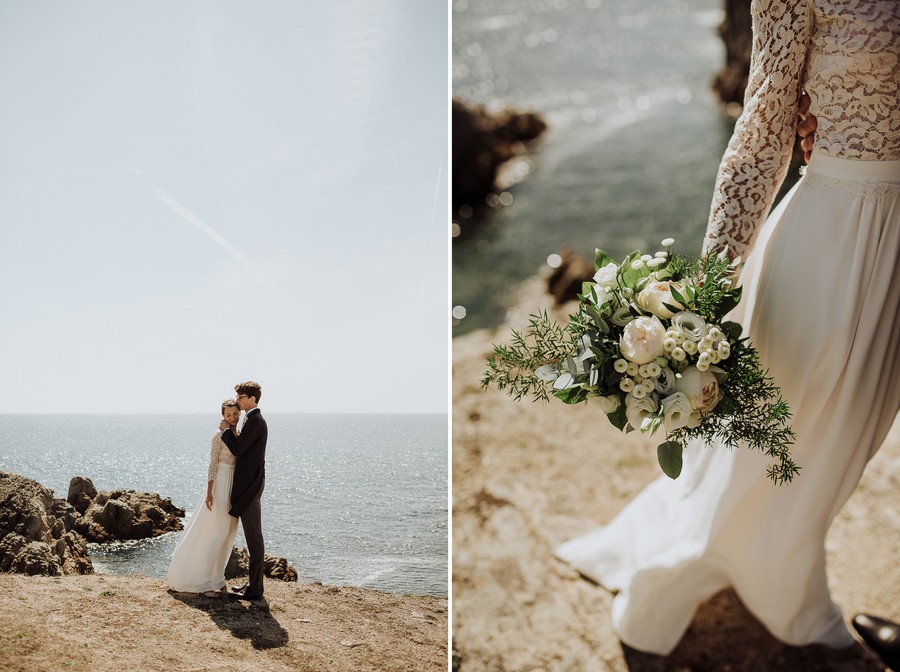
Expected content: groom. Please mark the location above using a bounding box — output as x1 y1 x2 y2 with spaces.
219 380 267 600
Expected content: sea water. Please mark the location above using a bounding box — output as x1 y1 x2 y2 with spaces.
0 413 447 596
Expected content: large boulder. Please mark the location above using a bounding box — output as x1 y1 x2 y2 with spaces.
0 471 93 575
225 546 298 582
67 476 98 515
75 485 184 543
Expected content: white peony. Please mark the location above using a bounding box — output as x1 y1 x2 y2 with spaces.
619 316 667 365
636 280 684 319
675 365 726 414
591 394 621 414
625 391 659 431
661 391 693 432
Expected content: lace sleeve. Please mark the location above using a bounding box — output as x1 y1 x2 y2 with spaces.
207 431 222 482
702 0 813 260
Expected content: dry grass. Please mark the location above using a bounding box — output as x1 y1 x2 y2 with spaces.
0 574 447 672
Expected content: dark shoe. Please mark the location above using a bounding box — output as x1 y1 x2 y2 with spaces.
853 614 900 671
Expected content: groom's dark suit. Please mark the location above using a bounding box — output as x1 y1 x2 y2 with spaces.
221 407 267 595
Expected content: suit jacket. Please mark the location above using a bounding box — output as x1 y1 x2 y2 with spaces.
221 408 267 517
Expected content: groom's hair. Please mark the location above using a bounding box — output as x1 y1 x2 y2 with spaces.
221 399 238 415
235 381 262 403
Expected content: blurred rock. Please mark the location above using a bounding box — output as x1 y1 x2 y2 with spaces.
712 0 752 109
0 471 93 576
547 247 595 305
452 98 546 211
225 546 299 582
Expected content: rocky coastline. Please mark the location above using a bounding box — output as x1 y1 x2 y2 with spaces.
0 471 298 583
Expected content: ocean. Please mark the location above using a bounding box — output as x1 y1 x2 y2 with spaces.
452 0 739 334
0 413 448 596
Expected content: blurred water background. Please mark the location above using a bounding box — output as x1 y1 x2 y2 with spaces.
452 0 740 335
0 413 447 596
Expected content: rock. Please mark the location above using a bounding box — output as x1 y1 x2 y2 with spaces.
67 476 98 515
76 488 184 543
712 0 753 109
225 546 299 582
0 471 93 576
452 98 546 211
546 247 595 305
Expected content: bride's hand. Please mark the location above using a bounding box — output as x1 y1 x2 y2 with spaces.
205 493 214 511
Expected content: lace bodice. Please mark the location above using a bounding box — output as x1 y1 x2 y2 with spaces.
703 0 900 260
207 430 237 482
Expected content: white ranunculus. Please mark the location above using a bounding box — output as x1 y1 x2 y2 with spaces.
591 394 621 414
661 391 693 432
674 365 726 414
619 316 667 365
611 306 635 327
593 262 619 289
625 391 659 431
655 366 677 394
671 311 709 342
636 280 684 319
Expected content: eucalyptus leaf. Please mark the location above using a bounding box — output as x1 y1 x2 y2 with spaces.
535 365 560 382
553 372 574 390
657 441 684 479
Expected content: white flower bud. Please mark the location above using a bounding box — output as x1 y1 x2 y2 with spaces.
664 338 677 352
671 347 686 362
626 362 639 377
641 378 656 394
708 327 723 342
632 385 647 399
717 341 731 359
661 238 675 247
614 358 629 373
645 362 661 377
638 364 650 378
699 336 714 350
682 340 698 355
620 377 635 392
631 259 644 270
655 251 668 258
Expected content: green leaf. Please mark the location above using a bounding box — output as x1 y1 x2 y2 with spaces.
595 249 616 270
606 402 628 431
657 441 684 479
721 321 743 341
669 286 688 307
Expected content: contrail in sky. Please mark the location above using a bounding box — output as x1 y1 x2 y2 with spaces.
128 166 270 285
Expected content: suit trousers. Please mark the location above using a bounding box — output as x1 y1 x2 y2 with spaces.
239 485 265 594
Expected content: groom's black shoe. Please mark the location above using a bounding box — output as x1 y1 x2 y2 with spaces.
852 613 900 671
228 585 263 601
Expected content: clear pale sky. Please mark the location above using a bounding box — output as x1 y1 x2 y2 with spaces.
0 1 448 414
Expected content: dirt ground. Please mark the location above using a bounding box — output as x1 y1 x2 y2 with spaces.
0 574 447 672
452 276 900 672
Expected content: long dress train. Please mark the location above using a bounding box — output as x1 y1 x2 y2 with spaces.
167 432 239 593
556 0 900 655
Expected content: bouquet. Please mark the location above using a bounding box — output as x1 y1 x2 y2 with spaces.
482 238 798 484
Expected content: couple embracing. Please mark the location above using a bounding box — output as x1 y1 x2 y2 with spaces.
167 381 268 601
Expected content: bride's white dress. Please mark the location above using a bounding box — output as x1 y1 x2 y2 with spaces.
556 0 900 655
167 430 239 593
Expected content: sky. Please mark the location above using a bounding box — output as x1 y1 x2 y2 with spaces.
0 1 449 414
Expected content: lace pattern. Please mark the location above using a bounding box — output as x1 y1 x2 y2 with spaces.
703 0 900 260
803 171 900 197
207 430 237 482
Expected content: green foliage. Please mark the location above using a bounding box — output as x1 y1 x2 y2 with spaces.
657 441 684 479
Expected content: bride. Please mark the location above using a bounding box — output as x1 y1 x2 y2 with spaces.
167 399 240 596
556 1 899 670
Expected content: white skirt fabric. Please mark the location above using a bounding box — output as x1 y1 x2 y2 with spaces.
556 154 900 654
167 463 239 593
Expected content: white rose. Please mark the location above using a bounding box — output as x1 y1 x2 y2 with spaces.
636 280 684 319
591 394 621 414
619 316 667 365
674 365 726 415
671 311 709 342
592 262 619 289
661 391 693 433
625 391 659 431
